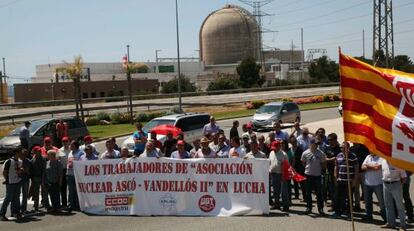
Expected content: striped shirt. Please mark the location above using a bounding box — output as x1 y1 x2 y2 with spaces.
336 152 359 182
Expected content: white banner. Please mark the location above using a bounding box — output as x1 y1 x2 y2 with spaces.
73 158 269 216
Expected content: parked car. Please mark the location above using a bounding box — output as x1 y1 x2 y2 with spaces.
0 117 89 158
251 101 301 130
122 113 210 153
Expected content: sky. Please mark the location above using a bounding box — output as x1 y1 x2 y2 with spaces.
1 0 414 83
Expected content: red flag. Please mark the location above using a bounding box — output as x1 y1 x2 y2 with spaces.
282 160 306 182
122 55 128 69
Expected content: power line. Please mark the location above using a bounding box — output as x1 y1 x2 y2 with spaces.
266 0 303 11
271 0 339 16
0 0 22 9
274 0 372 28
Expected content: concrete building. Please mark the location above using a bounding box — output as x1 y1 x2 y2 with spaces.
34 59 203 84
14 79 159 102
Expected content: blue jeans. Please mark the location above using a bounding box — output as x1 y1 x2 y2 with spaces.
271 173 289 209
0 183 21 216
364 184 386 221
20 179 30 213
67 175 79 210
383 181 406 229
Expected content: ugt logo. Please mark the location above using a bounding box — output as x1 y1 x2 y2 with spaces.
198 195 215 213
392 77 414 161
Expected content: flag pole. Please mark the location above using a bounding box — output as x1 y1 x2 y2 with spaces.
344 142 356 231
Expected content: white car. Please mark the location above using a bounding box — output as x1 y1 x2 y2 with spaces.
122 113 210 153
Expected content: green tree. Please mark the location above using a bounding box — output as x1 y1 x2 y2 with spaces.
308 56 339 83
393 55 414 73
236 57 265 88
57 56 85 121
161 75 196 93
207 75 240 91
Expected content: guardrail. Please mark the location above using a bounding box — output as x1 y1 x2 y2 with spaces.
0 82 339 108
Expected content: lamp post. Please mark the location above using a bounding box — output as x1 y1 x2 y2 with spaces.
126 45 134 123
155 49 162 93
175 0 182 113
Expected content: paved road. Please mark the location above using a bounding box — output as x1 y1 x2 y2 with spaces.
3 107 412 231
0 86 339 124
93 107 340 153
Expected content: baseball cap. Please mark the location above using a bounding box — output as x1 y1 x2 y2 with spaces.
84 135 93 143
177 140 185 145
32 146 42 153
44 136 52 142
62 136 69 142
246 123 253 129
270 140 281 150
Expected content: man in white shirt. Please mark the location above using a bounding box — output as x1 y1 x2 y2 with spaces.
229 136 246 158
194 137 216 158
297 127 313 151
361 153 386 222
100 139 120 159
139 141 161 158
268 140 289 211
57 136 71 208
380 159 407 230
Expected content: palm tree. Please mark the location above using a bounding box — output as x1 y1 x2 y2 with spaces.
59 56 85 121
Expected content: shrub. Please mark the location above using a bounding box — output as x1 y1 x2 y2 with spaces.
135 113 149 122
282 97 293 102
86 117 100 126
323 95 331 102
147 111 166 121
170 105 182 114
96 111 111 121
251 100 266 109
332 94 340 101
111 112 132 124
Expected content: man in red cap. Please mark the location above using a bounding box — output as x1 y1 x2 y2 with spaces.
80 135 99 156
269 140 289 212
40 136 59 158
30 146 47 211
170 140 191 159
242 122 256 140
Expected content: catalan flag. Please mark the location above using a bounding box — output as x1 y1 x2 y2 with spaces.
340 54 414 171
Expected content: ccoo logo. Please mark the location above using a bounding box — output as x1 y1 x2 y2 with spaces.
198 195 215 213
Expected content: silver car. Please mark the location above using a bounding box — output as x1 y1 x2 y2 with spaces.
0 117 89 158
251 102 301 130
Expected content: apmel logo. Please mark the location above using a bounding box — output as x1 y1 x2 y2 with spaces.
198 195 215 213
159 193 177 211
105 197 133 206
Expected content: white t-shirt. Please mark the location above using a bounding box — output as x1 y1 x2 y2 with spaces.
100 150 121 159
58 147 70 169
380 158 407 182
228 146 246 158
362 155 383 186
194 148 216 158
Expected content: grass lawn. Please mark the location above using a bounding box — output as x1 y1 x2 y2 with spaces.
88 123 136 140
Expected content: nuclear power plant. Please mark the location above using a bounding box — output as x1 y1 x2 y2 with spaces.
200 5 260 66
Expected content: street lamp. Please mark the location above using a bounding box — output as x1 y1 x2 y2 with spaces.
155 49 162 93
175 0 182 113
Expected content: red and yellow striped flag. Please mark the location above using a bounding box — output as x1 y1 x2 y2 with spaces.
340 54 414 171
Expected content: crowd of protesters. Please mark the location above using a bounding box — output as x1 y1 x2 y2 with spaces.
1 117 412 230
